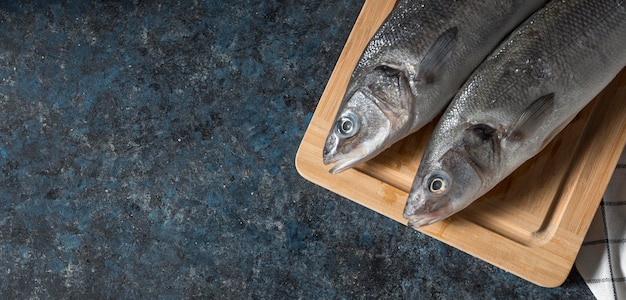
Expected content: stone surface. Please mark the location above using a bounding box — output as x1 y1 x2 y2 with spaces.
0 1 593 298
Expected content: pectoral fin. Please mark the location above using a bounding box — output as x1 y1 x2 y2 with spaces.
507 93 555 142
416 27 458 85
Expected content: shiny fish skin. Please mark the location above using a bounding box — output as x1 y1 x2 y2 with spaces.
322 0 548 174
404 0 626 228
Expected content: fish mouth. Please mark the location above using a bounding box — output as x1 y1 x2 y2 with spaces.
325 155 365 174
403 194 454 229
323 145 374 174
405 210 450 229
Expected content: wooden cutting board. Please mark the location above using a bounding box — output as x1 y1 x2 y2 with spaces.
295 0 626 287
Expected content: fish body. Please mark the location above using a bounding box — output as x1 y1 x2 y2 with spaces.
404 0 626 228
323 0 548 174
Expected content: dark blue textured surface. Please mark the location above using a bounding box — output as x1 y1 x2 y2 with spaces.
0 1 593 298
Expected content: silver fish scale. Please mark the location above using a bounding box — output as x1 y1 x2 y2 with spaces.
435 0 626 154
350 0 553 116
325 0 549 174
407 0 626 228
357 0 537 73
357 0 452 71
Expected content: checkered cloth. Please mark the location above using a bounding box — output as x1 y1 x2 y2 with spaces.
575 148 626 299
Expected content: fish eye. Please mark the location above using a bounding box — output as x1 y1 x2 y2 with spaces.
336 113 360 138
427 172 450 195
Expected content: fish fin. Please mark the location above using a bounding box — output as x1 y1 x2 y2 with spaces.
416 27 458 85
507 93 555 142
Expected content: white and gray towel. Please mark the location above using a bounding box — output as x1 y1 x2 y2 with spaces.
576 148 626 299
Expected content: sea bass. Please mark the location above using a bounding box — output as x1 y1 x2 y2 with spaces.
404 0 626 228
322 0 548 174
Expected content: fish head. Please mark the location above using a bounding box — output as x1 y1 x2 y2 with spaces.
404 123 502 228
403 149 483 228
322 24 462 174
323 88 394 174
323 64 414 174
